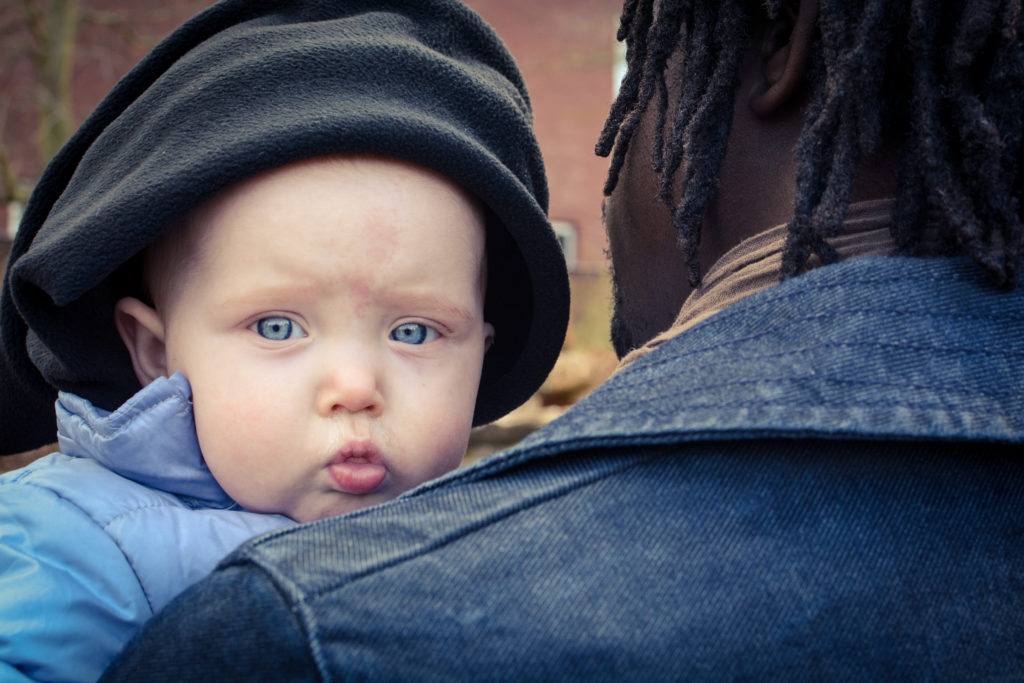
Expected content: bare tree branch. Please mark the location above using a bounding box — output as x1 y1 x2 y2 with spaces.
29 0 77 165
19 0 45 52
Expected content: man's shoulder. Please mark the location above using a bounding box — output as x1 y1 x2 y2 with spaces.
192 436 1024 680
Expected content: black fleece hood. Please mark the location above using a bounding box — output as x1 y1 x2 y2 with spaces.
0 0 569 454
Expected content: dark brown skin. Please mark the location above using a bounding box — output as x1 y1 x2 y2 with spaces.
603 0 897 357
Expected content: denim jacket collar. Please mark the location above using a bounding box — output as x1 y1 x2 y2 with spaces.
518 256 1024 456
54 372 233 505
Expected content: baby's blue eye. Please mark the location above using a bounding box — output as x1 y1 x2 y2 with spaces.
254 316 305 341
390 323 439 345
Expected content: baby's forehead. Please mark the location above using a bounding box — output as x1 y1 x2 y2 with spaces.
172 153 483 235
146 155 489 299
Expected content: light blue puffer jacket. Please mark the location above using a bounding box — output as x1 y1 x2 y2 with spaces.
0 373 293 682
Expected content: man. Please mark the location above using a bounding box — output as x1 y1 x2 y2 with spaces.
105 0 1022 677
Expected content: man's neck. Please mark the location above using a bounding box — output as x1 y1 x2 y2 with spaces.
617 198 897 369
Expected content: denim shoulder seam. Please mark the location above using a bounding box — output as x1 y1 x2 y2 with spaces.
243 452 654 599
633 309 1023 377
602 374 1016 411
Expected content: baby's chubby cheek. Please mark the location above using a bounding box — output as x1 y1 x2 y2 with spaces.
191 391 274 453
426 425 473 476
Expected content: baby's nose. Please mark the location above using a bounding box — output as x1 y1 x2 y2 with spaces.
315 356 381 416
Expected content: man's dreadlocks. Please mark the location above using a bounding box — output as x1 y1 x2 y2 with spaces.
596 0 1023 288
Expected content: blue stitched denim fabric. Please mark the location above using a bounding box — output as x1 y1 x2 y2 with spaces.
102 257 1024 681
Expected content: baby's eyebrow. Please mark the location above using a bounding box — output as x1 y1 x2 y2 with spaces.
384 292 476 326
216 284 477 325
214 283 321 310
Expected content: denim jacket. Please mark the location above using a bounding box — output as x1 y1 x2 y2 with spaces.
0 373 292 683
103 256 1024 681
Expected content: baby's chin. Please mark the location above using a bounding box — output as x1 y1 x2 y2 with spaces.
284 492 399 523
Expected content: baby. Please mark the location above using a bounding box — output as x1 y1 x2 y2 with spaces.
115 154 493 523
0 0 569 680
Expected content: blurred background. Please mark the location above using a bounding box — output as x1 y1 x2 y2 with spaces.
0 0 625 465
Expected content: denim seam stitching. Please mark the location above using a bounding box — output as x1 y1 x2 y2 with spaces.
238 454 654 680
632 312 1023 376
304 455 654 597
598 375 1018 410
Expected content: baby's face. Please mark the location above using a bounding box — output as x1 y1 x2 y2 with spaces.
158 156 491 522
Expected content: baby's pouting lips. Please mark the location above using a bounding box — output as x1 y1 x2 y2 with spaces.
328 442 386 494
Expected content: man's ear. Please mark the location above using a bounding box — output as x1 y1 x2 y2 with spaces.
483 322 495 353
748 0 819 117
114 297 168 386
